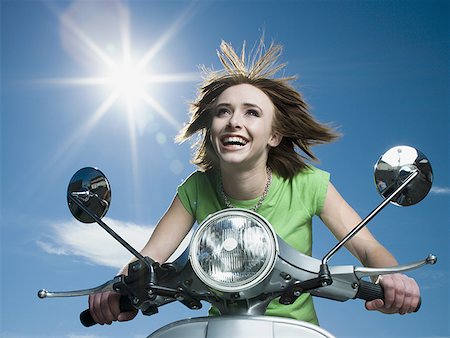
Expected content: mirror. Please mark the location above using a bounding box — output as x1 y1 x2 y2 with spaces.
67 167 111 223
374 146 432 206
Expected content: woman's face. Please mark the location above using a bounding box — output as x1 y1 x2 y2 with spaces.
210 83 281 169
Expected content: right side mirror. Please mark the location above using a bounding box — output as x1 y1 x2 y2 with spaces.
374 145 432 206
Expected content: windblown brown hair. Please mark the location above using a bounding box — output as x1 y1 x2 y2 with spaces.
176 40 340 179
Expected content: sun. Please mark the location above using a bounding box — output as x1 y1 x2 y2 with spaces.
35 1 200 193
49 0 201 130
107 60 148 104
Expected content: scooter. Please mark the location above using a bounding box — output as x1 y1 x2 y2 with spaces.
38 145 436 338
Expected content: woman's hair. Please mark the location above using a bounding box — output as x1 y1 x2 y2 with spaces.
176 40 340 179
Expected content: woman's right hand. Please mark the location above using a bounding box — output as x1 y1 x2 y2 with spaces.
88 291 138 325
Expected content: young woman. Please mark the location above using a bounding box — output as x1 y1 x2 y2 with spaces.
88 40 420 325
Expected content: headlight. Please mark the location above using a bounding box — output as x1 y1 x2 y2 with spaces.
190 209 278 293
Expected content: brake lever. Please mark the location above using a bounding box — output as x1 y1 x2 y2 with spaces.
38 275 125 299
354 254 437 279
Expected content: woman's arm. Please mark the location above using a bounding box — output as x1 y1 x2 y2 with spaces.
122 194 195 269
319 182 420 315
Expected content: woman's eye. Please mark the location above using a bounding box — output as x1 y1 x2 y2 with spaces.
247 109 260 117
216 107 230 116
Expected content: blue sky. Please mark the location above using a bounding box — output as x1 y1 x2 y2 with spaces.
1 1 449 337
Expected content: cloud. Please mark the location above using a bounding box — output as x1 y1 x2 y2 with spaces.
430 186 450 195
38 217 191 269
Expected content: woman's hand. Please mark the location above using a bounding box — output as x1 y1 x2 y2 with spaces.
88 291 138 325
365 274 420 315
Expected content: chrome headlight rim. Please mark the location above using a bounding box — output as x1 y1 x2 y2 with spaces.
189 208 278 293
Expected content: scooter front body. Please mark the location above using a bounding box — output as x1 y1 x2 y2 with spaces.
148 315 335 338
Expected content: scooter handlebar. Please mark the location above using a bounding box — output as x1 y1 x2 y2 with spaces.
355 280 421 312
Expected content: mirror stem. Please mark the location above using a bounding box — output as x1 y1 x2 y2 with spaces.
68 194 151 269
321 170 419 266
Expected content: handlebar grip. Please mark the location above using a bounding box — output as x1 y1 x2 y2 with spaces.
355 280 421 312
80 296 134 327
80 309 97 327
355 280 384 301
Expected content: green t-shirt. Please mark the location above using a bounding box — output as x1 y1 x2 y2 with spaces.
177 166 330 325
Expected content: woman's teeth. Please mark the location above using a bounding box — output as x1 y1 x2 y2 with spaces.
223 136 248 146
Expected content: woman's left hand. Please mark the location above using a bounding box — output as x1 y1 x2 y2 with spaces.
365 273 420 315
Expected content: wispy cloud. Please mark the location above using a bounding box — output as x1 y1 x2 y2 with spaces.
38 218 191 269
430 186 450 195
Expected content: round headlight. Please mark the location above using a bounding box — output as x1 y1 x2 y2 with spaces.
190 209 278 293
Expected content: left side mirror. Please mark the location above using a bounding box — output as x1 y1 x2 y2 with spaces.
67 167 111 223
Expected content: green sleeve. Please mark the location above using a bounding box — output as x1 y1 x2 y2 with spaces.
177 172 198 217
312 167 330 216
176 170 221 223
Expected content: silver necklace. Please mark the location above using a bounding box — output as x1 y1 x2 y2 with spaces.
220 167 272 212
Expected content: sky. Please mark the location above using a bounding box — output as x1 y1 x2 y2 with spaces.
1 0 449 337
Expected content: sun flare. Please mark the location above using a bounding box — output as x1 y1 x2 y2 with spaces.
37 0 200 191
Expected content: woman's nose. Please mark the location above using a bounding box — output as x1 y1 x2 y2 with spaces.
227 112 242 128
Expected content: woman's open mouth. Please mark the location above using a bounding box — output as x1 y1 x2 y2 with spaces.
221 136 249 148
